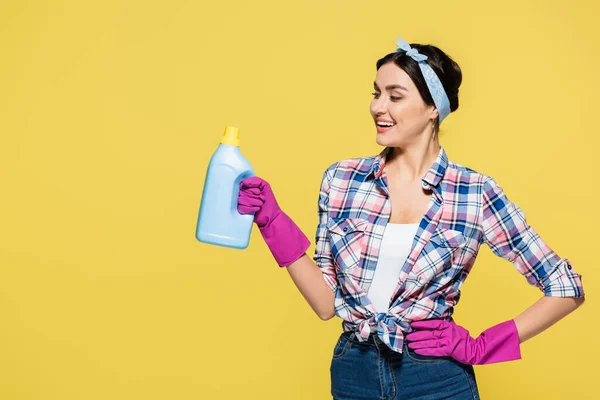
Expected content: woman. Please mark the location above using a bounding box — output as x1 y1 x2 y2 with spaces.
237 37 586 400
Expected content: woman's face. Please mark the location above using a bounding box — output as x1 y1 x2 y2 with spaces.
370 62 437 147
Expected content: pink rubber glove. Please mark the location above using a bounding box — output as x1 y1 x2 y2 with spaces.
237 176 311 267
405 318 521 365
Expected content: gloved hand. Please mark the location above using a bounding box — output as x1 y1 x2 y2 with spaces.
405 318 521 365
238 176 311 267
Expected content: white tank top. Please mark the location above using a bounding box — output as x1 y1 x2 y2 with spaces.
367 223 419 313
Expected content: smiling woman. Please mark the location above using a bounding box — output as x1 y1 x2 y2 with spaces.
236 36 585 400
370 40 461 147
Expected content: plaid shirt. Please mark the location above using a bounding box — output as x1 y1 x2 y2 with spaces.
313 146 585 354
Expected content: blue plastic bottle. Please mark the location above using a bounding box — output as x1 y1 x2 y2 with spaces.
195 126 255 249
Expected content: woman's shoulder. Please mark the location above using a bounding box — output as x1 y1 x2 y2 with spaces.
328 155 377 170
318 153 380 185
322 152 381 175
446 159 494 185
445 160 511 203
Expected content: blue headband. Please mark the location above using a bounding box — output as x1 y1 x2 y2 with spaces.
394 37 451 125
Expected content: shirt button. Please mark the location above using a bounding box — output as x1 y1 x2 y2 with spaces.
568 265 572 270
343 227 349 232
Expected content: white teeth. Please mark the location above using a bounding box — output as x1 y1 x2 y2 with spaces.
377 121 395 127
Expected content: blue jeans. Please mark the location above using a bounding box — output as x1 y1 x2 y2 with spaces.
330 331 480 400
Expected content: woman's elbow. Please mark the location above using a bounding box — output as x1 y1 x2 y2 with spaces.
318 311 336 321
318 301 336 320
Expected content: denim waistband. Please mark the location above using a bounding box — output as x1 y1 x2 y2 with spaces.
341 330 409 351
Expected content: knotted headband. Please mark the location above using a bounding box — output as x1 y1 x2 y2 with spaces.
395 37 451 125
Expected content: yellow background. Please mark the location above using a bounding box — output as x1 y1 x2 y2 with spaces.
1 0 598 398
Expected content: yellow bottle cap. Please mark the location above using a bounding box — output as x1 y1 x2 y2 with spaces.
220 126 240 146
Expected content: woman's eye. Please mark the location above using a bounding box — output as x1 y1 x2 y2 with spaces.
371 92 402 101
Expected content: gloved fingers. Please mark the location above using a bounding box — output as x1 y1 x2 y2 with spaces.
405 330 437 342
411 346 450 357
237 195 264 208
407 328 445 341
241 187 261 196
407 338 448 350
238 205 260 214
237 192 264 215
238 197 263 211
410 319 448 331
240 177 267 190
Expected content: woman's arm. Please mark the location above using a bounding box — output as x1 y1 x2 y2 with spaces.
406 296 585 365
478 175 586 346
285 254 336 321
237 173 338 322
285 164 339 321
513 295 585 343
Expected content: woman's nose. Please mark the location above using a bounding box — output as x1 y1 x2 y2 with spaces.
371 97 387 115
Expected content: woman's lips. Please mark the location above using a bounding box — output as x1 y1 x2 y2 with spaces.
376 123 396 133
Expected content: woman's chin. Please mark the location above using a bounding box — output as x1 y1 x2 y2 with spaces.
376 133 398 147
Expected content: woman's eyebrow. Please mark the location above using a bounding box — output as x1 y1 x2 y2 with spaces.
373 81 408 92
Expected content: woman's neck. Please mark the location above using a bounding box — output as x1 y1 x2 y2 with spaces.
385 142 441 183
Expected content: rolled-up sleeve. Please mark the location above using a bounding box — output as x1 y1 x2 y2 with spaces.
313 165 338 293
480 176 584 297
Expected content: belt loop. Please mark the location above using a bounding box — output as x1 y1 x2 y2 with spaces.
373 333 382 349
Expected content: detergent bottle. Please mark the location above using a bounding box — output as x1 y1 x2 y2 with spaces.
195 126 255 249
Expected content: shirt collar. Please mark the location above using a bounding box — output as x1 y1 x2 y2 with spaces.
368 146 449 190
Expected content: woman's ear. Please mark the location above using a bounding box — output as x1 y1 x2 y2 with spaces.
429 106 439 122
